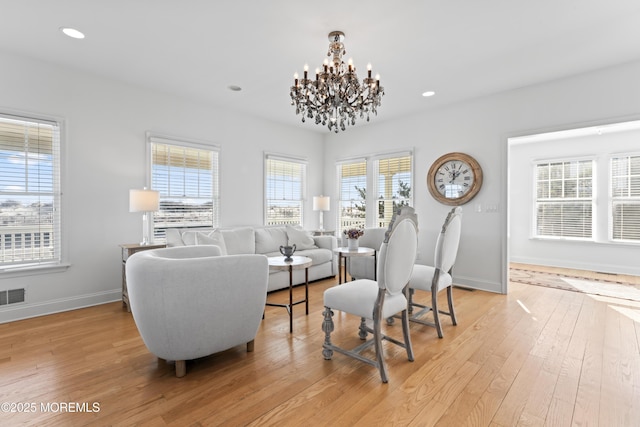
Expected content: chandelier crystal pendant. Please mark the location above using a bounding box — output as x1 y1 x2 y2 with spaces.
290 31 384 133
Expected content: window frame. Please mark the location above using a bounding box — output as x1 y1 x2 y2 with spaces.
532 157 595 241
147 133 220 242
609 152 640 243
372 152 414 229
264 153 307 226
336 150 414 232
336 157 368 232
0 111 68 275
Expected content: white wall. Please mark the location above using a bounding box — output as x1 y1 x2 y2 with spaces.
509 127 640 275
0 51 324 323
323 59 640 293
2 50 639 323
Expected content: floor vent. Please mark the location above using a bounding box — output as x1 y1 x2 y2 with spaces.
0 288 26 306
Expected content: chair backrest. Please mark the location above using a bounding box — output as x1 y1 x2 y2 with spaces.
376 206 418 295
434 207 463 273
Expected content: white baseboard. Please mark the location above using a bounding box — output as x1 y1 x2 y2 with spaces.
0 289 121 324
453 275 504 294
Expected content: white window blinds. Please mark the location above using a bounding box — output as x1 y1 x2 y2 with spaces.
337 160 367 231
0 114 62 267
611 154 640 241
265 155 306 226
534 160 593 239
149 136 219 241
374 154 412 228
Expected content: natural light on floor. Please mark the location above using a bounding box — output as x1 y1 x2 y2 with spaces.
516 299 538 321
588 294 640 323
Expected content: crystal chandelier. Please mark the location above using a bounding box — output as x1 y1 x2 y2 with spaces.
290 31 384 133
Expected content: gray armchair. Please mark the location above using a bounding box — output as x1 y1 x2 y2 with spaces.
346 227 387 281
125 245 269 377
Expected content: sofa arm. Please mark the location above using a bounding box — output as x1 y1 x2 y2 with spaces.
313 235 337 250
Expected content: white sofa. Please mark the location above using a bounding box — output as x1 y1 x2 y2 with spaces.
125 245 269 377
166 225 338 292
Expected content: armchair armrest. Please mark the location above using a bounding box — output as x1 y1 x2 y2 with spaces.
313 235 337 250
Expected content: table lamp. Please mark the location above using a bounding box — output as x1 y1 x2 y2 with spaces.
129 188 160 245
313 195 330 231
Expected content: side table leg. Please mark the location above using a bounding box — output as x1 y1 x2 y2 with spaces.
374 251 377 281
305 267 309 315
289 265 293 333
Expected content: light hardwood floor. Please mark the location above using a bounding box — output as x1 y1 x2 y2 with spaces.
1 276 639 426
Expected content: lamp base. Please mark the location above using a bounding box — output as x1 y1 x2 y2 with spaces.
141 212 152 246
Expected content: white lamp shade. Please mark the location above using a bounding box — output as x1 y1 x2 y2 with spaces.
129 189 160 212
313 196 330 211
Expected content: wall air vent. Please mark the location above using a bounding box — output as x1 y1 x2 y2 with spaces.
0 288 26 306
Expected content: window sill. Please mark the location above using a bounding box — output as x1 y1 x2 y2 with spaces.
530 236 594 243
530 236 640 247
0 263 71 279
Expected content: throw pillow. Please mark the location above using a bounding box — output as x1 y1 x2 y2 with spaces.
286 225 317 250
255 227 288 254
220 227 256 255
195 231 228 256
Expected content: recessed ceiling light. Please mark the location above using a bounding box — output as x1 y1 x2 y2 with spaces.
422 91 435 97
60 27 85 39
227 85 242 92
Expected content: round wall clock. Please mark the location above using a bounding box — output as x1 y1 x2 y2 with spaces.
427 152 483 206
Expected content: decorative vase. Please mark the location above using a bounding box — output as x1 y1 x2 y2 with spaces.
347 238 359 251
279 244 296 261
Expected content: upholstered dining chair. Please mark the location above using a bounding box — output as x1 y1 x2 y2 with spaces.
322 206 418 383
406 207 462 338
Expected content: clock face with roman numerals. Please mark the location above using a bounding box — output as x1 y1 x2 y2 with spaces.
427 152 483 206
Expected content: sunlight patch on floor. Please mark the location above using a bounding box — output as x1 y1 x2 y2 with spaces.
562 277 640 301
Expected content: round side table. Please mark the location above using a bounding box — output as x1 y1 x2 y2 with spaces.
332 247 376 284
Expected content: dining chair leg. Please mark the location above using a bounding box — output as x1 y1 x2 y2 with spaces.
358 318 368 340
432 285 443 339
401 308 414 361
322 307 335 360
373 314 388 383
447 286 457 325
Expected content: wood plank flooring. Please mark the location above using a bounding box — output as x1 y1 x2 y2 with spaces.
0 276 639 426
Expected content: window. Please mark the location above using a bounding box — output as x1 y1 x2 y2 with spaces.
611 154 640 241
336 152 413 231
374 154 412 228
0 113 62 268
337 159 367 231
149 135 219 241
534 159 593 239
265 154 306 226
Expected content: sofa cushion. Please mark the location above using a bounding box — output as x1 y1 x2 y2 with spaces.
220 227 255 255
194 231 228 256
286 225 317 250
255 227 288 254
165 228 186 247
180 229 227 251
297 248 332 265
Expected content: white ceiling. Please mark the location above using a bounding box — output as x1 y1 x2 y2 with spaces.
2 0 640 132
